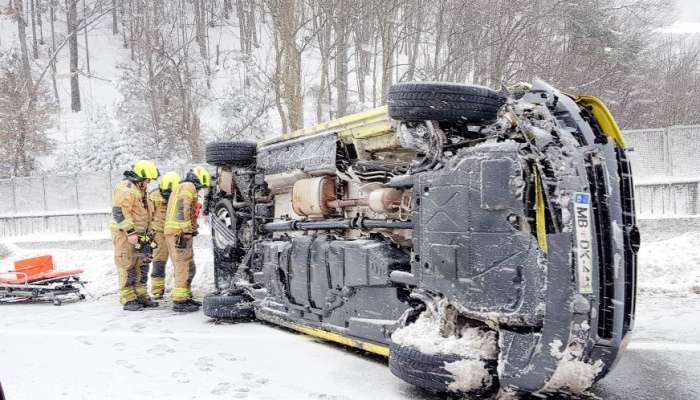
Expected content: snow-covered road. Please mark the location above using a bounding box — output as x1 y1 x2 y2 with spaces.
1 232 699 399
593 296 700 400
1 295 698 400
0 300 422 400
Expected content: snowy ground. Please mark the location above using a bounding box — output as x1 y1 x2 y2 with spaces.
1 230 699 399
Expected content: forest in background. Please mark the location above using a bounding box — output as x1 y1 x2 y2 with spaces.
0 0 699 177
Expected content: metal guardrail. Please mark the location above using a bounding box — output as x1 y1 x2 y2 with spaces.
634 179 700 218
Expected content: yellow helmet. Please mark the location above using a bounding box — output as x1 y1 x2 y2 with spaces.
192 166 212 188
159 171 181 192
132 160 160 180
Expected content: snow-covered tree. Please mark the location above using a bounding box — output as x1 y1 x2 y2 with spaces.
215 58 273 141
0 49 55 178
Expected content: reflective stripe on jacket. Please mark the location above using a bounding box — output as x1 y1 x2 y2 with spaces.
148 189 167 232
164 182 198 236
111 180 150 233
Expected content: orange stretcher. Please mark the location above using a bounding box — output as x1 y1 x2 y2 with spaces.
0 255 86 305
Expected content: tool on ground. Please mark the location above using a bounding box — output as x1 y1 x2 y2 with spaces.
0 255 86 305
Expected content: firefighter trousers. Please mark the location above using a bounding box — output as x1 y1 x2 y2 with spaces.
112 231 149 304
150 231 169 298
165 234 196 301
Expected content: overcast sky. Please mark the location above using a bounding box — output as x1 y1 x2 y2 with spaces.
676 0 700 22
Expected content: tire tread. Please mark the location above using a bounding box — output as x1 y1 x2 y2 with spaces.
206 142 257 167
203 293 254 320
387 82 506 123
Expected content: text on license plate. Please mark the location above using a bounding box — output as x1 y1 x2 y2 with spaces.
574 192 593 294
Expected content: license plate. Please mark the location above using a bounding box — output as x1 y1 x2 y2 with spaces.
573 192 593 294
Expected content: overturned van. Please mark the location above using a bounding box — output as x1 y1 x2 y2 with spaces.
203 80 640 396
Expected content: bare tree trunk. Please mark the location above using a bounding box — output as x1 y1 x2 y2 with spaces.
235 0 248 55
129 0 135 60
37 0 44 45
83 0 91 74
30 0 38 59
353 2 371 104
12 0 33 176
194 0 210 86
371 33 377 107
121 0 128 48
49 0 60 105
379 8 396 103
144 0 161 134
406 1 422 81
312 1 330 122
66 0 81 112
112 0 119 34
248 0 258 48
266 0 304 131
271 36 288 134
236 0 255 85
334 0 349 117
223 0 230 19
15 0 33 92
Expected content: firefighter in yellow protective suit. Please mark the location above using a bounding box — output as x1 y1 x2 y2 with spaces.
147 171 181 300
164 166 211 313
111 160 160 311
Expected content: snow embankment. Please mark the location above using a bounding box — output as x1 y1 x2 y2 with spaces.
638 231 700 295
0 241 16 260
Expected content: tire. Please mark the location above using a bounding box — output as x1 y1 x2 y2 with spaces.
206 141 257 167
203 293 254 320
387 82 506 123
389 342 498 396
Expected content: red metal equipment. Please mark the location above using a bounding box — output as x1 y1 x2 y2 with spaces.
0 255 86 305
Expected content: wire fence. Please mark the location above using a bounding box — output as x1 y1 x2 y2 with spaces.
0 166 204 238
625 125 700 218
0 126 698 238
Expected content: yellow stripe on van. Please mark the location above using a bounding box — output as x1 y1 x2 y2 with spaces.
288 322 391 357
575 95 626 148
535 169 548 254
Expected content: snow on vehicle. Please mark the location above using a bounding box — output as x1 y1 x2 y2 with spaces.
203 80 640 396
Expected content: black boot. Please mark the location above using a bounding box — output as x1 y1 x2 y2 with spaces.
138 297 160 308
123 300 144 311
173 300 200 313
187 298 202 307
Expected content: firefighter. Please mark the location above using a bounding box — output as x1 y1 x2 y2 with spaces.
164 166 211 312
147 171 181 300
111 160 161 311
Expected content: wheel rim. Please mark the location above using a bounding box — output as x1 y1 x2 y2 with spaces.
214 207 233 251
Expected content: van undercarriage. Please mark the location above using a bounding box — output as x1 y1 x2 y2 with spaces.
204 80 639 396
